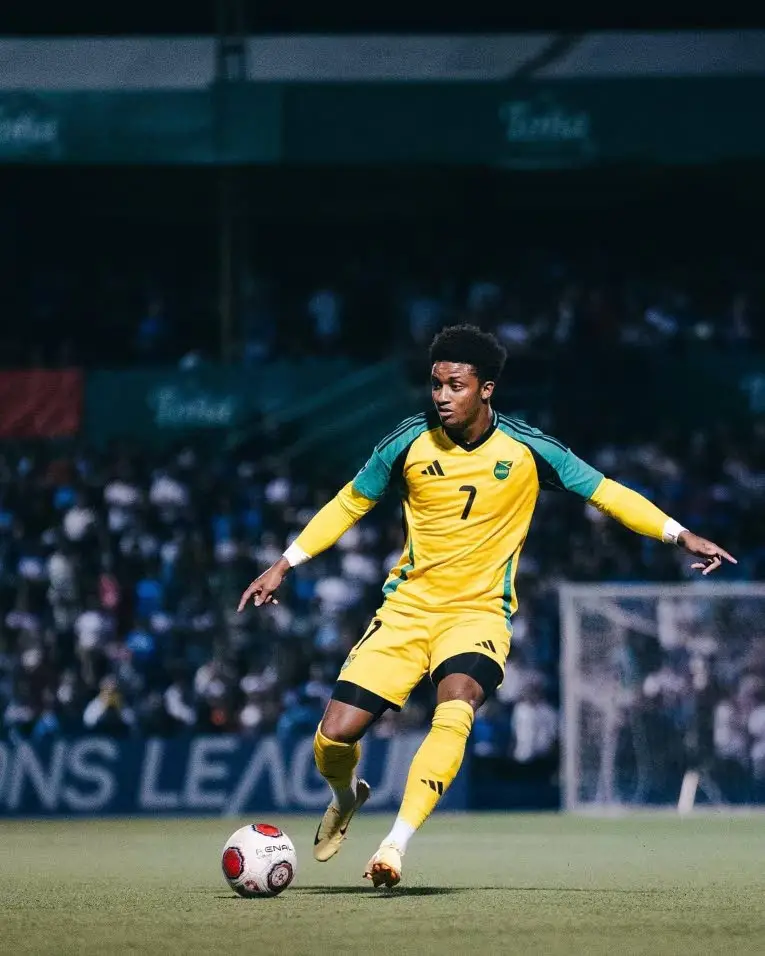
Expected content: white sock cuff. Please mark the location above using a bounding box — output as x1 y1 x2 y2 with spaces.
385 817 416 854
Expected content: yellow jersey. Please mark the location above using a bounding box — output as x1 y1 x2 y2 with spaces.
292 409 672 633
351 409 603 627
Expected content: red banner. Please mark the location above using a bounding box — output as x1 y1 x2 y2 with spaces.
0 370 83 438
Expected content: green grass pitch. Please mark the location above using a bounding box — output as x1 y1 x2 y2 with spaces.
1 813 764 955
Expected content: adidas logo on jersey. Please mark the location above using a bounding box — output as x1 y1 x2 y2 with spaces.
475 639 497 653
421 778 444 795
421 460 445 476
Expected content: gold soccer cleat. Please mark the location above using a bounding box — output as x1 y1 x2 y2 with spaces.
363 842 403 888
313 779 371 862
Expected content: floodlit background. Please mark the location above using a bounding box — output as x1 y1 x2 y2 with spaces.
2 7 765 955
1 0 764 835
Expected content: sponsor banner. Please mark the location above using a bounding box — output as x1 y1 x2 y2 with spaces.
0 88 281 164
285 77 765 169
84 358 353 448
0 78 764 166
0 733 468 817
0 369 82 438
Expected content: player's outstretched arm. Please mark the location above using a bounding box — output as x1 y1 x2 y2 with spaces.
589 478 737 575
677 530 737 576
238 415 424 610
498 419 738 576
237 556 290 609
237 482 376 610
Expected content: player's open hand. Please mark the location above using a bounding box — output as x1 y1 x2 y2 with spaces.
678 531 737 576
237 558 289 611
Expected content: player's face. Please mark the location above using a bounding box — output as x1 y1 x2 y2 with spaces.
431 362 494 430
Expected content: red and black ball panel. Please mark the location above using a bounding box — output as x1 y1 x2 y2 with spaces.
267 861 294 894
252 823 283 838
221 846 245 880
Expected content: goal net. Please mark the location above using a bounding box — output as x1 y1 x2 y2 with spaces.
560 583 765 811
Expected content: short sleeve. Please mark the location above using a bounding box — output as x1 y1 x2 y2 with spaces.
542 447 604 499
351 413 431 502
497 416 604 499
352 448 391 501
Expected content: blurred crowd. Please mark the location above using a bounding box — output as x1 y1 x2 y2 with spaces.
0 407 762 783
3 220 763 369
1 206 764 786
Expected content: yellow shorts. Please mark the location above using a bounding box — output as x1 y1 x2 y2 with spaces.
336 604 510 710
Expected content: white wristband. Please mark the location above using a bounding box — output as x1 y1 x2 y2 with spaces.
283 543 311 567
662 518 687 545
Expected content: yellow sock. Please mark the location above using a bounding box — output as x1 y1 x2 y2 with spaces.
314 724 361 808
397 700 474 832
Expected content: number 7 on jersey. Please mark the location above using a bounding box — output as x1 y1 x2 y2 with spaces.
458 484 477 520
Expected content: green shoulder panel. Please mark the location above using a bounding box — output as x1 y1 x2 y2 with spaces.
352 412 431 501
497 415 603 499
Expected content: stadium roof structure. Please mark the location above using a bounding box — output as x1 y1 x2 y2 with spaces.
1 31 764 88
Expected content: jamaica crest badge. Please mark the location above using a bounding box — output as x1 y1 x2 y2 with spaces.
493 460 513 480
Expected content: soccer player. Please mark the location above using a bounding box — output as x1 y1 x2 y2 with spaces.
238 324 736 888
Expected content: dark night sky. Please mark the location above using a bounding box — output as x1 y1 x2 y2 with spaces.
0 3 761 35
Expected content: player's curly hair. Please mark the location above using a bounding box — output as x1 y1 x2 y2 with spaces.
429 324 507 383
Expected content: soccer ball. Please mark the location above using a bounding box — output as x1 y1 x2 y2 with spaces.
221 823 297 898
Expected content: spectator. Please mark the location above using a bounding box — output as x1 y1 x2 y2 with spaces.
512 679 558 764
82 676 135 737
74 596 113 686
63 493 96 543
164 676 197 730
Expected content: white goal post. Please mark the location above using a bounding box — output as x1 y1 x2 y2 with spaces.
560 582 765 812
